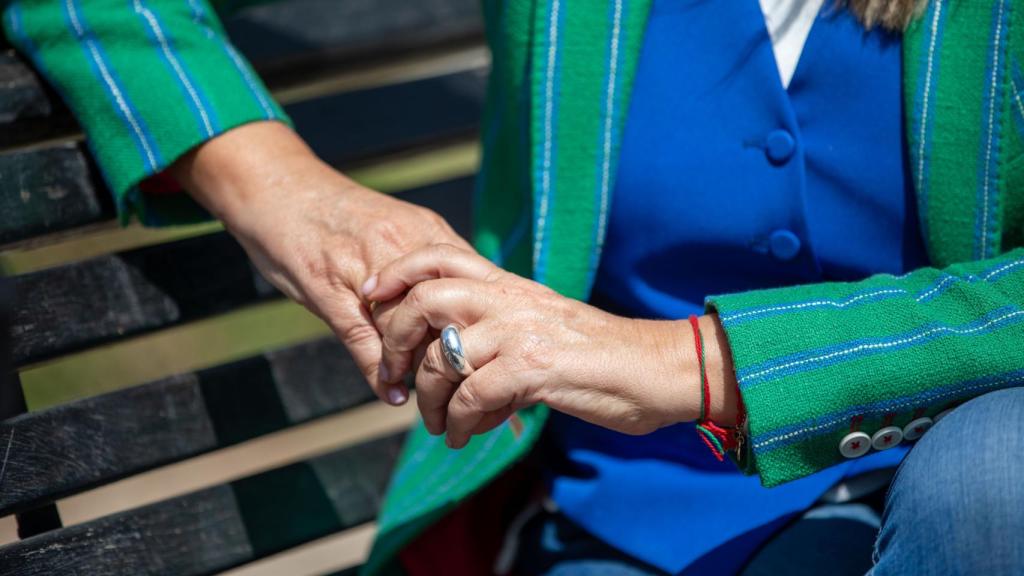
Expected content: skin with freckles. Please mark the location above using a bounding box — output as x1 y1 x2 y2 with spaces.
170 121 470 405
365 244 740 448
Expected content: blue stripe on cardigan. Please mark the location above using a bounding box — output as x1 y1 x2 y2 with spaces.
911 0 948 245
753 366 1024 452
133 0 219 138
720 256 1024 325
586 0 629 293
186 0 277 120
64 0 163 171
532 0 564 284
975 0 1009 259
738 305 1024 390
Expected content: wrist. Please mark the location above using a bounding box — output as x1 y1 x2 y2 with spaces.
631 317 703 425
169 121 347 226
638 314 740 428
698 313 740 427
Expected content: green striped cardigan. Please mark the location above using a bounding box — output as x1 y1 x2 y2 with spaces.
5 1 1023 574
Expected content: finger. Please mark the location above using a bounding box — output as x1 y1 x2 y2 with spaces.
370 297 400 332
363 243 502 302
416 324 500 434
318 290 408 406
380 279 492 383
446 359 518 449
469 406 519 436
410 337 431 377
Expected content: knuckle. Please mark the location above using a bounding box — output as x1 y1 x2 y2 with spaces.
455 382 482 411
337 320 379 347
405 282 435 309
422 343 449 376
381 329 409 353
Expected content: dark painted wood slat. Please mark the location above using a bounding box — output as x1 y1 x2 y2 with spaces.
0 336 378 517
10 233 262 366
0 0 481 151
0 50 52 124
0 280 17 420
8 174 473 366
228 0 481 80
0 434 404 576
0 69 483 249
0 143 109 245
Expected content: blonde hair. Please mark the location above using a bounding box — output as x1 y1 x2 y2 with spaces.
846 0 928 30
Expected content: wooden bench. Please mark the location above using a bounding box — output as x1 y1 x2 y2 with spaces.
0 0 485 573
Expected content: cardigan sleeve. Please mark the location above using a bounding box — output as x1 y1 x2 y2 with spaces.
2 0 290 226
706 247 1024 487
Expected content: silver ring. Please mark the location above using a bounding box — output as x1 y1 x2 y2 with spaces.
440 324 474 378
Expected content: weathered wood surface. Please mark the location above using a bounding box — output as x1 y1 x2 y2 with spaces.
228 0 481 82
8 175 473 366
0 279 14 418
0 433 404 576
0 50 58 125
0 69 484 249
0 0 482 149
0 337 379 517
0 144 108 246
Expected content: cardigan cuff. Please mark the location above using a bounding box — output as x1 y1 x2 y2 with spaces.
707 247 1024 487
4 0 291 227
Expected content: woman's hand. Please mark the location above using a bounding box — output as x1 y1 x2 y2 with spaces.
172 121 471 405
364 245 739 448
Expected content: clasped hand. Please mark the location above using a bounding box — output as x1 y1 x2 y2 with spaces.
175 123 734 449
364 244 710 448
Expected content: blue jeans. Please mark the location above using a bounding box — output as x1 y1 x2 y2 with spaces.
515 388 1024 575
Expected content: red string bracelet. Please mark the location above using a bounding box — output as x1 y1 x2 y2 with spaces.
688 315 745 461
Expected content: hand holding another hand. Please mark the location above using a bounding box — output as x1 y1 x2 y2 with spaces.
172 121 471 405
364 244 740 448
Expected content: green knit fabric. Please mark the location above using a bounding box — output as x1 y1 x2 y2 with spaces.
705 0 1024 487
2 0 290 226
706 247 1024 485
904 0 1014 264
526 0 651 299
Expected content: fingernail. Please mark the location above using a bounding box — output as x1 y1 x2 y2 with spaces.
445 435 454 448
387 387 407 406
361 274 378 297
378 362 390 384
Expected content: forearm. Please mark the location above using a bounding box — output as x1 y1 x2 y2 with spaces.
169 121 348 226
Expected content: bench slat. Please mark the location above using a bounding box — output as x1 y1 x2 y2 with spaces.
0 0 481 151
9 174 473 366
229 0 481 81
0 434 404 576
0 69 483 249
0 144 107 246
0 336 378 517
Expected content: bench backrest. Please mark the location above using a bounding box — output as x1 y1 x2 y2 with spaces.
0 1 485 573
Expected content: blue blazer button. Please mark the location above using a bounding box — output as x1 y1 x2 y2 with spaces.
765 129 796 164
769 229 802 260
